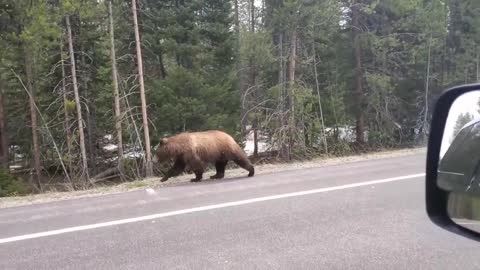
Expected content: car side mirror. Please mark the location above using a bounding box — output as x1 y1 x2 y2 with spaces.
427 83 480 240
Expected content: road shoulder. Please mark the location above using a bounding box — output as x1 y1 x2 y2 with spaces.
0 147 425 208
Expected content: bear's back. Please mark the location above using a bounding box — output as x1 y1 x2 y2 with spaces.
186 130 241 160
190 130 236 148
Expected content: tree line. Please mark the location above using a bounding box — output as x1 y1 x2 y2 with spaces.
0 0 479 194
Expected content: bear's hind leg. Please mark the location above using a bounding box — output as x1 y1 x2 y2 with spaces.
210 160 228 179
233 157 255 177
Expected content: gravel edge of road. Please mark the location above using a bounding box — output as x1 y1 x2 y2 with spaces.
0 147 426 208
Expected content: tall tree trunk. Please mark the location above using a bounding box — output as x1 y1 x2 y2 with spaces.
132 0 153 177
304 123 309 147
278 32 289 160
66 14 89 183
424 35 432 143
0 79 7 169
250 0 259 156
235 0 246 134
24 46 42 191
331 52 340 130
234 0 240 34
253 121 258 156
312 42 328 154
285 29 297 159
156 52 166 79
250 0 255 33
476 47 479 82
352 2 365 145
60 40 73 175
79 42 97 175
440 0 448 87
278 32 285 94
287 30 296 114
108 0 124 159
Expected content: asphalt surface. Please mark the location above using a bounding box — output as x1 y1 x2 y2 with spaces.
1 153 480 269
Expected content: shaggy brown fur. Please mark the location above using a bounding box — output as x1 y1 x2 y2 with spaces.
154 130 255 182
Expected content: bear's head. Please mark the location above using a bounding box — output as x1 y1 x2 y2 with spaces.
153 138 173 163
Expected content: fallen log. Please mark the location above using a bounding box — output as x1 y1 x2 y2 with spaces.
91 167 122 184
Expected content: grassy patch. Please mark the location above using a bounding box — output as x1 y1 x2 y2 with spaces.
126 180 148 189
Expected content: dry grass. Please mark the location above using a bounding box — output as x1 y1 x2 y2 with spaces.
0 147 425 209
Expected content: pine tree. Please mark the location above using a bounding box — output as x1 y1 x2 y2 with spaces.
452 112 474 139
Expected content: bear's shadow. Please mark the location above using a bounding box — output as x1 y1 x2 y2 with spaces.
195 175 252 186
158 174 253 188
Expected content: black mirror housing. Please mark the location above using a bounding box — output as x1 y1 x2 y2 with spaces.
427 82 480 241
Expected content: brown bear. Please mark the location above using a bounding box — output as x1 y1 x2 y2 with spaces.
154 130 255 182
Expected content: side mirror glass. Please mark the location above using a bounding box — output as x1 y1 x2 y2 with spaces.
438 90 480 233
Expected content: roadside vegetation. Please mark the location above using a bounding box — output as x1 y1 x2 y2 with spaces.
0 147 425 208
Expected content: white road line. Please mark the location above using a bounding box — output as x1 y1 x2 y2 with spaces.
0 173 424 244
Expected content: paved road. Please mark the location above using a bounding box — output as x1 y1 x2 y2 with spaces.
1 153 480 269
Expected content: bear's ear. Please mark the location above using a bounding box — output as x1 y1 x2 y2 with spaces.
159 138 168 145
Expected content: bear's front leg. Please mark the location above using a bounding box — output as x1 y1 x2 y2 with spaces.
161 159 185 182
190 170 204 182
